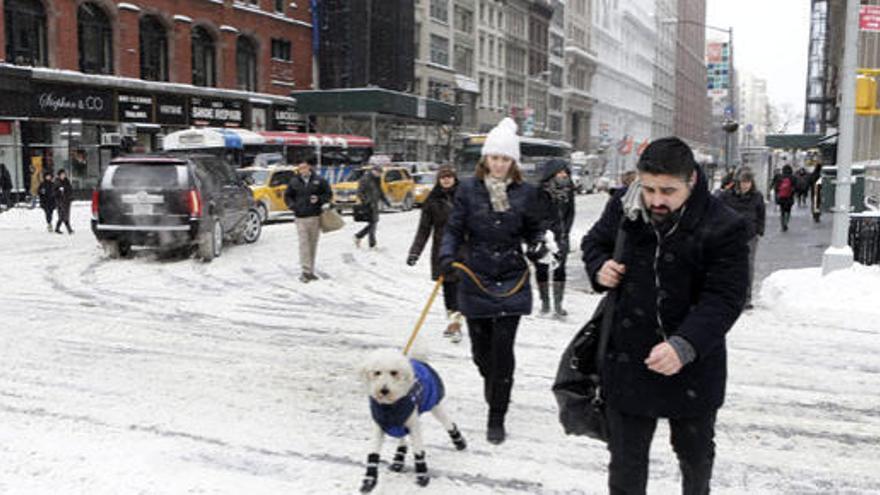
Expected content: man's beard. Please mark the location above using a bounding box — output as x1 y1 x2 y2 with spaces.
650 206 671 222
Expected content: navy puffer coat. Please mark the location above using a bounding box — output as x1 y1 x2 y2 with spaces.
439 177 544 318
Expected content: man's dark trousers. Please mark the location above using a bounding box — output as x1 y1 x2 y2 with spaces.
607 407 717 495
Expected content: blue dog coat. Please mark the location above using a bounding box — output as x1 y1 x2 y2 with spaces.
369 359 445 438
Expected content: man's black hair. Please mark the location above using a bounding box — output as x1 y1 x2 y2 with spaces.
636 137 697 180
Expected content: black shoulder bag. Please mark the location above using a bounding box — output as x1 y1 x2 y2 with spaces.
552 218 626 441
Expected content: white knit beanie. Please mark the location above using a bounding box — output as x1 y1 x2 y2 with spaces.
481 117 520 163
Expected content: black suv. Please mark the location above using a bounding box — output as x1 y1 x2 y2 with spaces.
91 154 262 261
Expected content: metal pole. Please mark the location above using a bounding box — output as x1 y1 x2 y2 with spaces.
822 0 858 275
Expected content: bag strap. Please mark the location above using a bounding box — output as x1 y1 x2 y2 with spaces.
596 215 628 369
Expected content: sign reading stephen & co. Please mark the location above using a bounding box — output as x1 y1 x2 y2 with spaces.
31 83 114 121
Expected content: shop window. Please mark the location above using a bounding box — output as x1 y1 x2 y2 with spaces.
139 15 168 82
4 0 47 67
192 26 216 87
78 2 114 74
236 36 258 91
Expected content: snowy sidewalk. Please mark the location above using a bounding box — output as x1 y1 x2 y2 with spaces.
0 197 878 494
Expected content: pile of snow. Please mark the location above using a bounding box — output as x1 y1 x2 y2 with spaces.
760 263 880 328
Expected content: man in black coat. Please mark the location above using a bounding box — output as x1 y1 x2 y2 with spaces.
284 156 332 282
37 172 57 231
0 163 12 211
718 167 765 309
354 165 391 249
54 169 74 234
581 137 749 495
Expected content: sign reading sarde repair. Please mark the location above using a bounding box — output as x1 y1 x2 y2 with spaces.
190 97 245 127
117 93 154 123
31 83 114 121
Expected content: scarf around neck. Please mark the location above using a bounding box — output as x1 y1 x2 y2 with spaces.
544 176 572 204
485 176 512 212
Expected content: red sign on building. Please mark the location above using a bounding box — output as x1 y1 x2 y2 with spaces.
860 5 880 32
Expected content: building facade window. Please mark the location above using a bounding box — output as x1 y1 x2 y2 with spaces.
550 33 564 57
428 79 452 102
550 64 563 88
414 23 421 60
191 26 216 87
454 5 473 33
139 15 168 81
4 0 47 67
236 36 258 91
429 34 449 66
271 38 291 61
430 0 448 22
78 3 113 74
454 45 473 76
275 0 285 13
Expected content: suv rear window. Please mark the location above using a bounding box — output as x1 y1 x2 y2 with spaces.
110 165 184 189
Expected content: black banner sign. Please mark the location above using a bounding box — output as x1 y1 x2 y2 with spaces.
31 83 114 121
117 93 153 123
156 94 188 126
190 97 245 127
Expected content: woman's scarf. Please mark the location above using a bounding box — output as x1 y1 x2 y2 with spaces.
544 176 572 204
485 176 512 212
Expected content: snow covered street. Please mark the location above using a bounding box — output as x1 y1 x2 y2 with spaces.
1 195 879 494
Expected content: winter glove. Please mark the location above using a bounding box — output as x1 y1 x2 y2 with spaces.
406 254 419 266
439 257 456 276
525 242 549 263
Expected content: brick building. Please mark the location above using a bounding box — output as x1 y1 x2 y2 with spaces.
0 0 313 194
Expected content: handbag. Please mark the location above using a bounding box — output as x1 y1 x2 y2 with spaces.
552 218 626 442
352 203 372 223
319 207 345 233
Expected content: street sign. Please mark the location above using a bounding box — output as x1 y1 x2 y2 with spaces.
860 5 880 31
724 105 734 118
745 123 754 133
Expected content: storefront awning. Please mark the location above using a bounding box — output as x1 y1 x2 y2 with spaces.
764 134 823 150
289 88 459 125
454 75 479 94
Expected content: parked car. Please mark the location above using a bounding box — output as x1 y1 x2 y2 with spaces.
237 165 298 222
412 172 436 206
332 166 416 213
91 154 262 261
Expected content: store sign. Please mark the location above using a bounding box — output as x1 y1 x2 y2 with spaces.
190 97 245 127
861 5 880 32
117 93 154 123
271 104 300 130
31 83 114 121
156 94 188 126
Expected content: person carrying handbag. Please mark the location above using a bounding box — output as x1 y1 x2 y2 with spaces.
284 156 332 283
581 137 749 495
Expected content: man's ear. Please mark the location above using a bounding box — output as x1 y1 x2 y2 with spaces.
689 170 697 189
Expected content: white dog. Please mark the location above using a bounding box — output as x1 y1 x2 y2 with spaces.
359 349 467 493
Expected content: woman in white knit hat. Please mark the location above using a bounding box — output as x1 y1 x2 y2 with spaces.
438 117 546 445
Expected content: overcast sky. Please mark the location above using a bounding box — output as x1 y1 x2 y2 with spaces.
706 0 812 114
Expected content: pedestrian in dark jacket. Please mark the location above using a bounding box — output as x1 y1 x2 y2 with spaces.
439 117 544 445
0 163 12 211
407 165 464 342
354 165 391 249
284 156 332 282
773 164 795 231
54 169 74 234
535 158 575 318
37 172 56 231
719 167 765 309
581 137 749 495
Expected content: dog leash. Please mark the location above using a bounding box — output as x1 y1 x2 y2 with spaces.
401 262 530 355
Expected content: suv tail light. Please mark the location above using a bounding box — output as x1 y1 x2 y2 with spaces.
186 189 202 218
91 190 99 220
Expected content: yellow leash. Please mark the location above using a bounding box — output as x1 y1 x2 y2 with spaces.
402 262 530 355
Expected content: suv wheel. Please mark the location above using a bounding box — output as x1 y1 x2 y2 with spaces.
102 240 130 259
198 217 223 262
240 208 262 244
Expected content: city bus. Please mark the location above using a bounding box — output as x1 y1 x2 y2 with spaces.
258 132 374 184
162 127 269 167
457 134 573 183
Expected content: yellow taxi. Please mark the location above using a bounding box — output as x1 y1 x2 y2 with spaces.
236 166 298 222
412 172 436 207
332 166 416 212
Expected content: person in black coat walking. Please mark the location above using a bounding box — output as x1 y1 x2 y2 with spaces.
0 163 12 211
535 158 575 318
719 167 765 309
407 165 464 342
439 117 544 444
772 164 796 231
581 137 749 495
37 172 56 231
354 165 391 249
54 169 74 234
284 156 332 282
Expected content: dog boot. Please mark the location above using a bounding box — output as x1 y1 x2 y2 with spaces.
552 282 568 319
389 444 407 472
448 423 467 450
414 451 429 487
360 453 379 493
538 283 551 314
